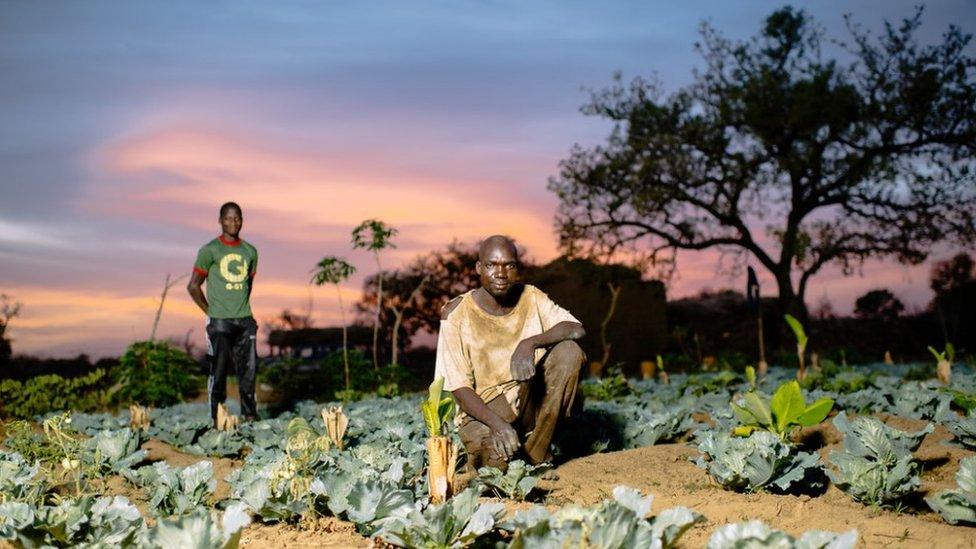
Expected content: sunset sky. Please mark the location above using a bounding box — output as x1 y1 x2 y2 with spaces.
1 1 973 358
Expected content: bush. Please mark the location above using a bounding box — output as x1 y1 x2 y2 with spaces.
258 350 411 404
117 341 201 407
0 369 111 418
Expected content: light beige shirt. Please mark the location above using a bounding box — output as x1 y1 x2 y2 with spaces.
434 285 579 418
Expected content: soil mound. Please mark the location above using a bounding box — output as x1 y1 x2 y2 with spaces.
546 424 975 548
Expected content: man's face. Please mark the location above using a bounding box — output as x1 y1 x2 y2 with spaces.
477 243 519 299
220 209 242 238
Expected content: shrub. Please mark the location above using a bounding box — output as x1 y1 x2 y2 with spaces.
0 369 111 418
259 350 384 403
117 341 201 407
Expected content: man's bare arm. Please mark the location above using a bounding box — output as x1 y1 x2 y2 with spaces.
452 387 519 459
523 321 585 348
187 272 209 315
511 321 585 380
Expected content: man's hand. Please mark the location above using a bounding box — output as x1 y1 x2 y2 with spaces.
510 339 537 381
488 421 519 461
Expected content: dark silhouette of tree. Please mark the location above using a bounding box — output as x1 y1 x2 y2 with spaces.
854 289 905 320
358 242 481 348
930 252 975 345
0 294 22 364
931 253 974 295
358 241 537 348
549 7 976 320
264 308 314 332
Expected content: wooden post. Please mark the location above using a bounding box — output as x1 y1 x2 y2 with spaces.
598 282 622 368
757 313 768 376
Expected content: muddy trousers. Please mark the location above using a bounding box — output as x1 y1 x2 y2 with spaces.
459 340 584 470
205 317 258 421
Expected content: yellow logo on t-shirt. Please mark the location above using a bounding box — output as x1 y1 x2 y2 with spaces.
220 253 249 286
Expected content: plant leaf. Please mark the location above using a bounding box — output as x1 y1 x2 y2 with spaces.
796 398 834 427
770 381 804 434
742 393 772 427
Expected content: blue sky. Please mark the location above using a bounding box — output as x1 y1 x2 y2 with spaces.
1 1 973 357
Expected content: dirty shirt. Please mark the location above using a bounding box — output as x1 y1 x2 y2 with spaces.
434 284 579 420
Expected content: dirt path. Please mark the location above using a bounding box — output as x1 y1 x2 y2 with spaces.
239 517 369 548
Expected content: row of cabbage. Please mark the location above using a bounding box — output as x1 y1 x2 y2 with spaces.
0 444 858 549
2 384 864 548
577 364 976 525
2 363 973 545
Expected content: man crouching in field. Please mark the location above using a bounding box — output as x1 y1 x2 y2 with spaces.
434 235 585 472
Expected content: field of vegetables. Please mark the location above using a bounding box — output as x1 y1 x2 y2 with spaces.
1 362 975 548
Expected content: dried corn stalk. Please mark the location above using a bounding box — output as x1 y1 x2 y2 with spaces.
937 359 952 384
129 404 151 430
426 435 458 504
216 403 239 431
321 406 349 450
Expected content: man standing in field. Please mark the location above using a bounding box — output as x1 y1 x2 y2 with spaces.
187 202 260 425
434 235 586 471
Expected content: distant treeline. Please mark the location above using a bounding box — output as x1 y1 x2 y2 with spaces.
1 354 119 381
667 282 976 368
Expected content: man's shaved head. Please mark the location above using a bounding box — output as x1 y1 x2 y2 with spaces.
478 235 519 263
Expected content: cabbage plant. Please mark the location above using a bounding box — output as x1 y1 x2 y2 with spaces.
706 520 857 549
0 495 144 548
145 502 250 549
184 429 245 458
827 412 931 506
474 460 550 500
926 455 976 525
0 451 44 503
622 407 695 447
500 485 702 549
128 460 216 517
227 458 307 522
81 427 147 475
377 487 504 548
731 381 833 440
695 430 823 493
938 410 976 449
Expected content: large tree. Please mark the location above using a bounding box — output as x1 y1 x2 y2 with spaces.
549 7 976 319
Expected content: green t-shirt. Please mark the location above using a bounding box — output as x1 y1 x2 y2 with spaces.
193 236 258 319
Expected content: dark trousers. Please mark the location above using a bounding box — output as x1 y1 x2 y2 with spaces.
205 317 258 421
459 340 584 470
